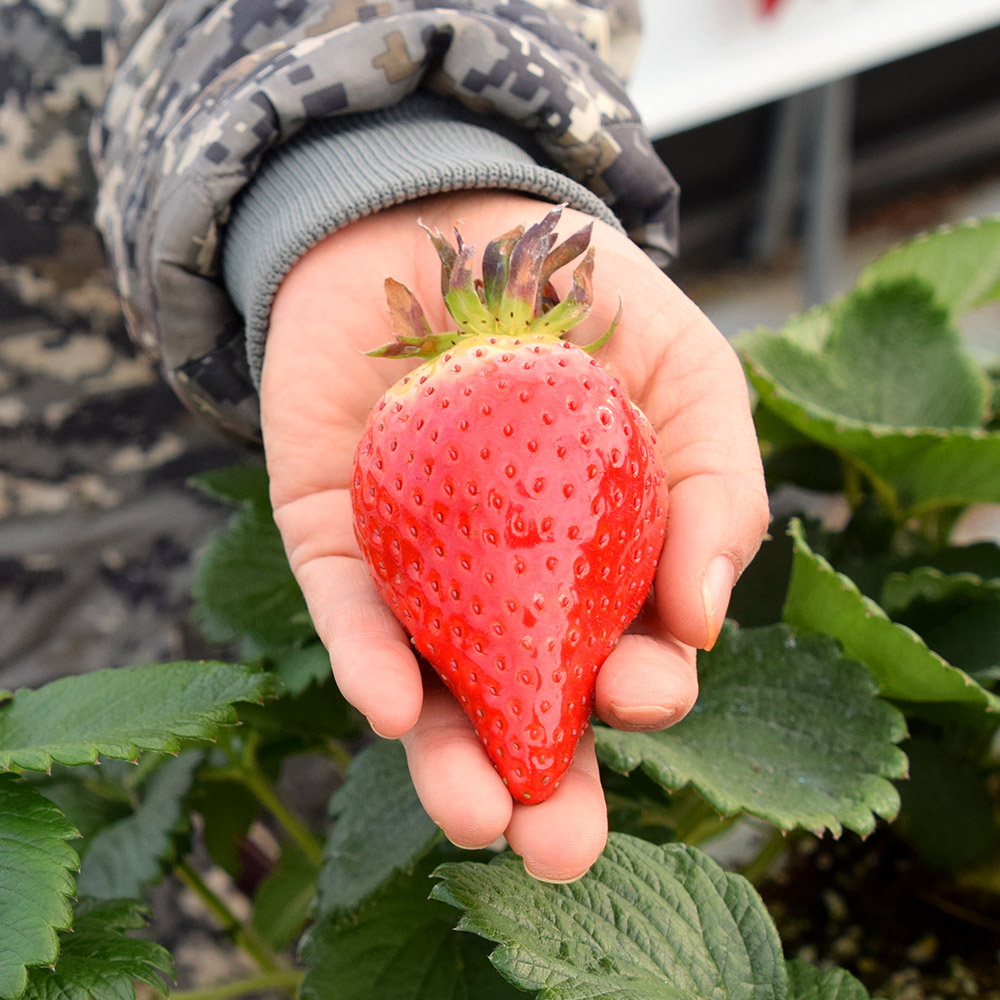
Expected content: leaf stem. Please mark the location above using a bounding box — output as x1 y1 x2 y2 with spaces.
841 459 865 511
175 860 284 973
152 969 303 1000
672 796 735 846
215 732 324 867
236 756 324 868
739 827 791 885
322 737 354 779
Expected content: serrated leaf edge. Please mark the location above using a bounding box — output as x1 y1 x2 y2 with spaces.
785 519 1000 713
0 781 81 1000
432 839 786 1000
745 352 998 442
856 214 1000 312
0 663 279 774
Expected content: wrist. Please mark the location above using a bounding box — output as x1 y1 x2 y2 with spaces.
222 93 622 389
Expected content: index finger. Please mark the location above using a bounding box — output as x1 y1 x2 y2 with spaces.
272 488 424 738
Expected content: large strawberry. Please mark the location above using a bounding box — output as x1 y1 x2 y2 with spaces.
351 207 668 803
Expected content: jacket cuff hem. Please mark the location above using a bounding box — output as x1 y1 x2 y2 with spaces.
221 95 623 388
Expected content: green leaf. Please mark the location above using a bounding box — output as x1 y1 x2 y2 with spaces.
782 519 1000 714
0 778 79 1000
21 898 173 1000
781 413 1000 518
895 736 998 871
190 776 259 879
596 624 907 837
738 283 1000 518
77 751 202 900
856 216 1000 314
432 836 786 1000
238 673 357 744
192 500 314 648
34 777 131 844
188 463 270 513
315 740 440 919
785 959 873 1000
880 566 1000 677
0 661 277 772
300 859 523 1000
269 643 333 697
753 398 814 452
251 844 317 951
891 541 1000 580
739 280 987 430
65 756 166 802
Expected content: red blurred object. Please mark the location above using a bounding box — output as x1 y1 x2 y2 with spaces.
760 0 783 12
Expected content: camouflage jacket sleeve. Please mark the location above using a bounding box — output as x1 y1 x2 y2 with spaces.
91 0 680 441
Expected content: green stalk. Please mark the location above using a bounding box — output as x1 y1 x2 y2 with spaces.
211 732 324 868
739 827 791 885
841 459 865 512
323 736 354 779
152 969 303 1000
175 860 284 973
235 756 324 868
671 796 735 846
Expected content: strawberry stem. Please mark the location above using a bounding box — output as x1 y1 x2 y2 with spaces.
580 298 623 355
369 205 622 359
482 227 522 313
365 329 466 359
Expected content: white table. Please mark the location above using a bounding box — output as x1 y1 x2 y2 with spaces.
627 0 1000 301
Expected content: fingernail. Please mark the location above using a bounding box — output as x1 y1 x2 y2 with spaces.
446 833 507 851
608 703 677 731
702 556 735 650
446 835 485 850
523 863 586 885
366 717 393 739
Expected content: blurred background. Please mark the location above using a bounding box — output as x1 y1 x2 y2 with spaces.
628 0 1000 350
2 2 999 992
2 0 999 693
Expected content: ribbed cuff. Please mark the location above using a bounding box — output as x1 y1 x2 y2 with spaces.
221 94 623 387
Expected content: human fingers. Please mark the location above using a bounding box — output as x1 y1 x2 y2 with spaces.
400 688 608 882
656 458 769 651
399 684 514 850
271 489 424 738
295 552 424 738
503 729 608 883
594 622 698 732
648 330 769 651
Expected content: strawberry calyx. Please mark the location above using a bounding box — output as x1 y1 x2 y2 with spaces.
367 205 621 360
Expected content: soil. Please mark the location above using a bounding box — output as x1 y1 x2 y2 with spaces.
759 829 1000 1000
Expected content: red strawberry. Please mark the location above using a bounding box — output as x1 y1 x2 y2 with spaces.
351 208 667 803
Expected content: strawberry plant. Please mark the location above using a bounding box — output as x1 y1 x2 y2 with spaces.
1 214 999 1000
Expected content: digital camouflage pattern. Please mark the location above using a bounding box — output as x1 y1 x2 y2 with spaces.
0 0 244 684
0 0 678 682
91 0 679 440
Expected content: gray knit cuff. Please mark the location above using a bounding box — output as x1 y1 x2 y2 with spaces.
221 95 623 388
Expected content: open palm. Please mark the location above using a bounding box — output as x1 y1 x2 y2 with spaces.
259 192 768 882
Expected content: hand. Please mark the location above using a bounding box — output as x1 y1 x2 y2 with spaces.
260 192 769 882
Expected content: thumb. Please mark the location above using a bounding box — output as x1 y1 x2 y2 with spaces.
656 466 769 650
